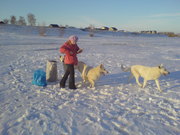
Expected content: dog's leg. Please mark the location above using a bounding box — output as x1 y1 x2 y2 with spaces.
81 78 87 87
89 79 95 88
142 79 147 88
82 74 86 83
82 74 88 84
155 79 162 92
135 76 142 87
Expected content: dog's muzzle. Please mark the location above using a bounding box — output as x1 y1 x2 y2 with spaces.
164 72 170 76
102 71 109 75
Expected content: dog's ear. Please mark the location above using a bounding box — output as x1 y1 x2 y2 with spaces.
99 64 103 68
158 64 164 69
121 64 125 68
59 55 65 62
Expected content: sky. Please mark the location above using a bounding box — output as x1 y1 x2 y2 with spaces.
0 0 180 33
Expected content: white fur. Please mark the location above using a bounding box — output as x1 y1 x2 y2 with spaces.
121 64 170 91
82 64 108 88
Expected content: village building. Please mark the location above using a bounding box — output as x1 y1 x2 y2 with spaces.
49 24 59 28
109 27 118 31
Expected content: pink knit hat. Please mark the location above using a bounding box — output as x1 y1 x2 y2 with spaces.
68 35 78 42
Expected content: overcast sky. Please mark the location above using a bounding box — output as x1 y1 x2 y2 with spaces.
0 0 180 33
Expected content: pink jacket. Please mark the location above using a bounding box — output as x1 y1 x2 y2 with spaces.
60 41 80 65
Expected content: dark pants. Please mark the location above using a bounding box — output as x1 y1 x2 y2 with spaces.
60 64 76 89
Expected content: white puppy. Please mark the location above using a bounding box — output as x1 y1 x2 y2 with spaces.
83 64 108 88
121 64 170 91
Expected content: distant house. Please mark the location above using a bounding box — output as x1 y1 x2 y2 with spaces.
158 32 178 37
0 21 5 24
109 27 118 31
141 30 157 34
49 24 59 28
100 26 109 30
80 27 91 31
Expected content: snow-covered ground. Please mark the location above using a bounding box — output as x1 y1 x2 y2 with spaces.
0 25 180 135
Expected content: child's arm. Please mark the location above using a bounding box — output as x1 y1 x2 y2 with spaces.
77 48 83 54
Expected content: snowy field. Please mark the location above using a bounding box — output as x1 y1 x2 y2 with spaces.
0 25 180 135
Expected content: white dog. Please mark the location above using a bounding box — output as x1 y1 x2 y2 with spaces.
121 64 170 91
82 64 109 88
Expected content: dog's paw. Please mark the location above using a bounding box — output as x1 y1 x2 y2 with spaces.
91 87 96 90
87 86 95 90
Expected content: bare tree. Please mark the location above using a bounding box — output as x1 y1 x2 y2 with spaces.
10 16 16 24
18 16 26 25
27 13 36 26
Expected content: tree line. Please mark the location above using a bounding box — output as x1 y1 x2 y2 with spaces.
2 13 36 26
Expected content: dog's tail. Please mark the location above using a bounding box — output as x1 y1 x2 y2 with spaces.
121 64 131 72
82 64 88 82
59 55 64 62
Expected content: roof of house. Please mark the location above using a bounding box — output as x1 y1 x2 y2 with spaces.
0 21 5 24
109 27 118 31
101 26 109 30
49 24 59 28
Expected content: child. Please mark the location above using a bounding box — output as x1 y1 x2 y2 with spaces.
59 35 83 89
